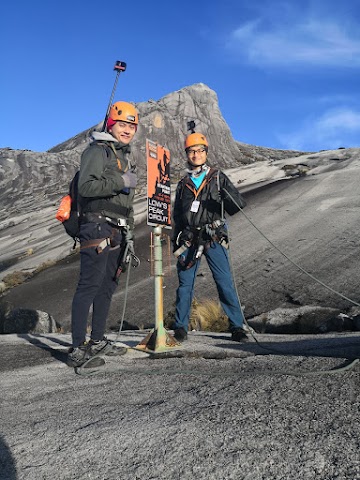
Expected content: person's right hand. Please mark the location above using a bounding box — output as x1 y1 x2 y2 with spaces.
122 171 138 189
177 228 194 247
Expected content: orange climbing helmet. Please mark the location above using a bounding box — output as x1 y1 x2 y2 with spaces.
108 101 139 125
185 132 208 150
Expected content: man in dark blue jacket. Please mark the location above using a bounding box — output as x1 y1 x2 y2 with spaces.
172 132 248 343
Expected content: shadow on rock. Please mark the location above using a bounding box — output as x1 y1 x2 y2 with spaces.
212 333 360 360
0 435 17 479
17 334 70 365
109 320 141 333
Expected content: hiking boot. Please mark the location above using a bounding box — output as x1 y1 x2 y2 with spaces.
174 328 188 342
88 337 113 357
231 328 249 343
67 343 89 367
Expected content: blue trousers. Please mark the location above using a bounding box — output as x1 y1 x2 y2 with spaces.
71 222 124 348
174 241 245 333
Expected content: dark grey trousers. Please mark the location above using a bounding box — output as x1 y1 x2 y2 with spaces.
71 222 124 348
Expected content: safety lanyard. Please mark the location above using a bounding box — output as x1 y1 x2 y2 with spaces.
185 176 208 199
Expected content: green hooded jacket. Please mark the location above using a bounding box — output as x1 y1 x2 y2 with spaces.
78 131 135 229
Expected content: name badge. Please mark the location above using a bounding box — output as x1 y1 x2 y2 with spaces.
190 200 200 213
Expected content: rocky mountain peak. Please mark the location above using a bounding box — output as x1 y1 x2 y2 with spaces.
48 83 247 176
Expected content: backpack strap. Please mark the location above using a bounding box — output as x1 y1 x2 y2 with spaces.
94 141 129 172
215 169 225 220
208 168 224 218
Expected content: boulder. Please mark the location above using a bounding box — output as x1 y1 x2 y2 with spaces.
2 308 58 334
247 305 352 334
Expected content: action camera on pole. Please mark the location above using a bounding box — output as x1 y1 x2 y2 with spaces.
101 60 127 132
114 61 127 72
187 120 196 134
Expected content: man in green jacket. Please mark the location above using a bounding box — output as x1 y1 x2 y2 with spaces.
67 101 139 368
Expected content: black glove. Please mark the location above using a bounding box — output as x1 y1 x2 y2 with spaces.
176 228 194 247
205 220 223 239
205 221 228 245
215 224 228 243
205 223 217 238
174 228 193 258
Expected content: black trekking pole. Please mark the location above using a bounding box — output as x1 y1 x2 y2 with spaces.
101 60 127 132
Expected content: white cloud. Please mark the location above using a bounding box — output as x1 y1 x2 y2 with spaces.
318 109 360 131
227 15 360 67
318 94 355 105
278 108 360 150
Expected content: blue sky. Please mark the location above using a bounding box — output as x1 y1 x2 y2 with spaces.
1 0 360 152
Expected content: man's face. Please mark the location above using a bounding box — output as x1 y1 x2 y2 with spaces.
110 121 136 144
186 144 207 167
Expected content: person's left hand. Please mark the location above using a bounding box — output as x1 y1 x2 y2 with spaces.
205 223 216 238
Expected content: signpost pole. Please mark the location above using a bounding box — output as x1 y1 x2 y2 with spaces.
153 225 164 332
135 224 179 353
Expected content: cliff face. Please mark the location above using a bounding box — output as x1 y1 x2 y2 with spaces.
0 82 308 281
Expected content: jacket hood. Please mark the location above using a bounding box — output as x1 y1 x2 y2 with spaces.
91 131 116 142
91 131 131 152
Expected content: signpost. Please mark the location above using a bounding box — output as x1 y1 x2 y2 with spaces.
146 139 171 228
135 140 179 353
